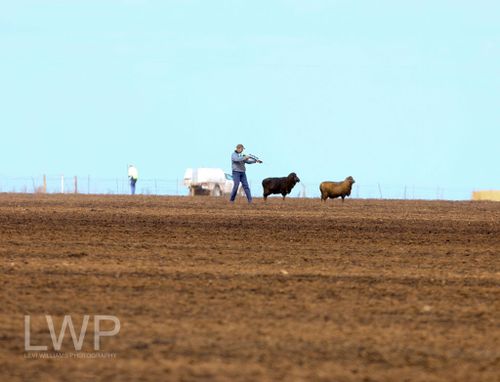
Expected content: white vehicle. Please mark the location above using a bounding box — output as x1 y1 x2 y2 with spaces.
183 168 239 196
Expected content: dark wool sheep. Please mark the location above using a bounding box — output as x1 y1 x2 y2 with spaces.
320 176 355 202
262 173 300 200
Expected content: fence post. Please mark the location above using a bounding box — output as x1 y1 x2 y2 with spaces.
61 175 64 193
43 175 47 193
74 176 78 194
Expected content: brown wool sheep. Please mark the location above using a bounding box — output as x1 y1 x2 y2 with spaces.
320 176 355 202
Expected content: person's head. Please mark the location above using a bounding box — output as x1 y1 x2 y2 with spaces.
235 144 245 153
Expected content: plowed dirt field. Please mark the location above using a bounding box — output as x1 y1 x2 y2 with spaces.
1 194 499 381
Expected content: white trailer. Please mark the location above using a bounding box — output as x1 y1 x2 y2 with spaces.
183 168 240 196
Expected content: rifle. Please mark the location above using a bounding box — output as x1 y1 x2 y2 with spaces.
246 154 263 163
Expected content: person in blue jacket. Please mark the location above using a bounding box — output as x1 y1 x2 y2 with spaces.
230 144 262 203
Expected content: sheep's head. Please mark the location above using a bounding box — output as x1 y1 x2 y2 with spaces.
288 172 300 183
346 176 355 185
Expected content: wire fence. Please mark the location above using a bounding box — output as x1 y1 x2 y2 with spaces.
276 182 473 200
0 175 184 196
0 175 476 200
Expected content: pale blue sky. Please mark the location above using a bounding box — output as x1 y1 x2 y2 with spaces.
1 1 498 198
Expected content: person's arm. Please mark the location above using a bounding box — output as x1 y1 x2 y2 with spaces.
232 152 247 162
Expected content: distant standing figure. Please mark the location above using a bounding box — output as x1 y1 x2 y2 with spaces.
230 144 262 203
128 165 139 195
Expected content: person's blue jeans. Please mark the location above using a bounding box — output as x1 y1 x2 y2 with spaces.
230 171 252 203
130 178 137 195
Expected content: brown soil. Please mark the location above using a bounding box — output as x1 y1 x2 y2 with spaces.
0 194 499 381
